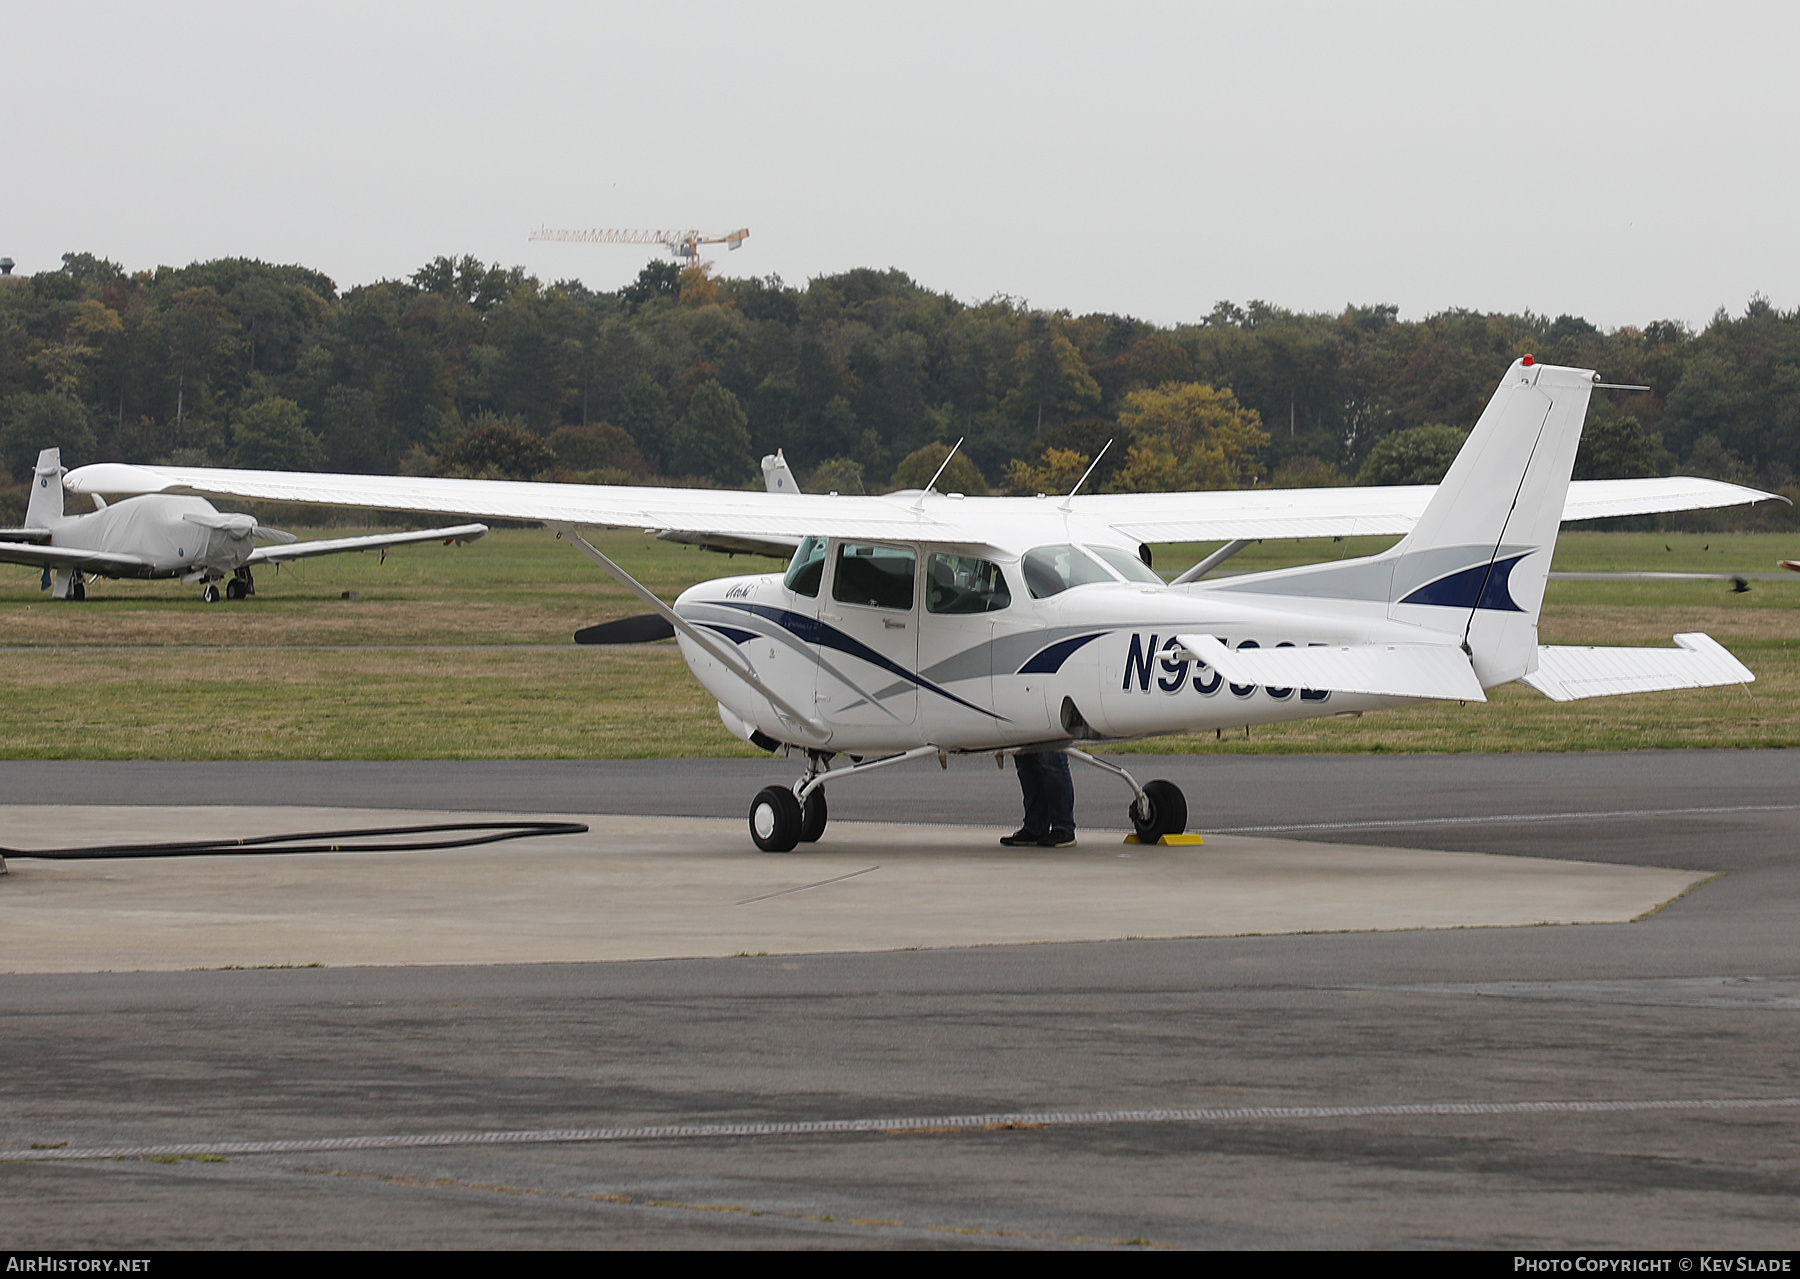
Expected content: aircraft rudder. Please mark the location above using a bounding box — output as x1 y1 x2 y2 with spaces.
25 448 66 527
761 449 800 494
1387 359 1597 682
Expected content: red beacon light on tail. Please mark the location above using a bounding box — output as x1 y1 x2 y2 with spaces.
1521 354 1535 366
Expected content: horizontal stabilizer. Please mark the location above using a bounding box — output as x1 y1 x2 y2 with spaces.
1176 634 1486 702
1519 633 1754 702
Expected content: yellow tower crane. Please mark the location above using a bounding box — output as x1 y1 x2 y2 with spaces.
528 226 749 264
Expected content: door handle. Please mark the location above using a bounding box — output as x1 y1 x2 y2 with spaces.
883 619 906 629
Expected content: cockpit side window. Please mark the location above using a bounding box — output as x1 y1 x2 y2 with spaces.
832 543 916 610
1086 544 1163 585
784 535 828 597
927 553 1011 614
1021 544 1114 599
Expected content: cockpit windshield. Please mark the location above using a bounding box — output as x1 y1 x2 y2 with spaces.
1020 544 1116 599
784 535 828 597
1085 544 1163 585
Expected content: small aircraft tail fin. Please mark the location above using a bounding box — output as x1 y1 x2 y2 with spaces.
761 449 800 494
1385 359 1596 685
1206 359 1596 688
26 448 66 528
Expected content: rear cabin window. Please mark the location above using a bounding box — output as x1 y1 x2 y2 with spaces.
833 543 916 611
1021 544 1115 599
926 554 1011 614
784 536 828 597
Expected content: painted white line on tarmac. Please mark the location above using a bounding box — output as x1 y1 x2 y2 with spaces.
1211 803 1800 835
9 1097 1798 1163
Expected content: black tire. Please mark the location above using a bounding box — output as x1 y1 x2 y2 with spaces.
749 785 803 853
70 580 86 601
225 579 245 600
799 789 828 843
1130 779 1189 843
202 584 221 603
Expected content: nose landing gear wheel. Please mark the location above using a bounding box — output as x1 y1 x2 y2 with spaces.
1130 779 1188 843
750 785 803 853
202 583 221 603
799 789 828 843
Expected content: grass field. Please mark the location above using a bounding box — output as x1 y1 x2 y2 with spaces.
1 529 1794 759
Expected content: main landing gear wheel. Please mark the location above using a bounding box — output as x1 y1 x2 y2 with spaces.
1130 779 1188 843
69 579 85 601
799 789 828 843
202 583 221 603
750 785 803 853
225 578 246 600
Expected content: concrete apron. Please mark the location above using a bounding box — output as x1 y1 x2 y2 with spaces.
0 805 1710 973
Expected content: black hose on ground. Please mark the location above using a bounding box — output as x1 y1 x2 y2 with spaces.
1 820 590 860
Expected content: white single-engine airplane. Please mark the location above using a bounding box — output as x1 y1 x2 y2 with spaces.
3 447 487 601
64 360 1781 850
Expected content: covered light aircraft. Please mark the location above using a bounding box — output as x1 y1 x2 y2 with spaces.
2 448 487 601
65 359 1781 850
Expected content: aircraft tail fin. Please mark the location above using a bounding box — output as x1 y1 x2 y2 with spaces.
761 449 800 494
1206 359 1596 687
1384 359 1596 685
26 448 66 528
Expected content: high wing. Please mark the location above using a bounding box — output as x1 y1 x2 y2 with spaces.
62 462 1780 548
247 523 488 565
0 541 151 575
1069 476 1781 542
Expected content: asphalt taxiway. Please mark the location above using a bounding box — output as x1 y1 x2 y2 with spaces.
2 751 1797 1249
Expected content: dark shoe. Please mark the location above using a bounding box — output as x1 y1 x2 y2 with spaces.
1000 828 1042 847
1040 829 1077 848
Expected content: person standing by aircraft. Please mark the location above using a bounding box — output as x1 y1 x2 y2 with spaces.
1003 752 1076 848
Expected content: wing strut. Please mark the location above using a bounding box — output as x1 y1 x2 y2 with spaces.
559 526 830 743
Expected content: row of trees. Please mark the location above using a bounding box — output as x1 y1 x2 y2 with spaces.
2 251 1797 523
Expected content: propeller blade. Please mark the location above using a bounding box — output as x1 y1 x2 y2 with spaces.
574 614 677 645
254 526 299 544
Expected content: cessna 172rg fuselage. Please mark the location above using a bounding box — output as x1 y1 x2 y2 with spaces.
65 359 1778 850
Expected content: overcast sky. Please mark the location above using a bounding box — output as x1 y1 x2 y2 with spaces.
3 1 1793 331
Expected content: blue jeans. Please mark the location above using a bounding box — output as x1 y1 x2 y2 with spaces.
1016 752 1075 835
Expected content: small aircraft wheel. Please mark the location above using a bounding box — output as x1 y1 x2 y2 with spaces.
70 580 86 602
749 785 803 853
225 579 245 600
799 788 828 843
1130 779 1189 843
202 584 221 604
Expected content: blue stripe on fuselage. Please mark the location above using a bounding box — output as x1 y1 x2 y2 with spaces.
710 600 1006 720
1400 553 1530 612
1018 632 1106 674
698 623 760 645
